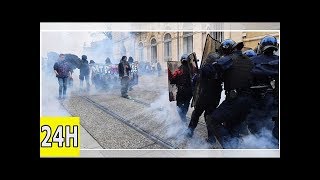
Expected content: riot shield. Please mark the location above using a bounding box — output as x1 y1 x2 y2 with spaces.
200 34 221 68
191 34 221 107
187 52 199 76
167 61 181 101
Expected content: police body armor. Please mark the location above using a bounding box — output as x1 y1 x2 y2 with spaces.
222 52 253 96
251 55 279 99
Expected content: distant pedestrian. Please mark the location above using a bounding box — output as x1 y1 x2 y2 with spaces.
79 55 90 92
118 56 132 98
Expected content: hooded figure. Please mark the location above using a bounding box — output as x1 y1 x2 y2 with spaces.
79 55 90 91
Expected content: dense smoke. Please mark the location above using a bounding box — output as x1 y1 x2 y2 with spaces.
41 52 71 116
82 33 114 64
240 128 278 149
147 91 211 148
41 32 94 116
41 32 139 115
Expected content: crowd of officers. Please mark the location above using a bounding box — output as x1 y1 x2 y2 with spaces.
169 35 279 148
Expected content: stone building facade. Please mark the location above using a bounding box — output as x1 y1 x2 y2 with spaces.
111 30 279 69
77 23 277 68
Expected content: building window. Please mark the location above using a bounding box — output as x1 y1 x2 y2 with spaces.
151 38 157 63
210 32 224 42
183 32 193 54
210 23 224 42
164 33 172 61
138 42 144 62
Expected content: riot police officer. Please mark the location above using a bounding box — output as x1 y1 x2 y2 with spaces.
202 39 254 148
247 35 279 140
170 54 193 122
251 36 278 65
186 52 223 143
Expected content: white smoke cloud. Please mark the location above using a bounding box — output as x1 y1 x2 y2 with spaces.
41 32 93 56
239 128 278 149
148 90 217 149
149 92 182 137
41 31 111 116
41 60 72 116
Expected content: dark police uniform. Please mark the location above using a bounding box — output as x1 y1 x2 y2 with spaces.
246 35 279 141
247 54 279 135
249 56 279 140
187 52 223 141
203 49 254 148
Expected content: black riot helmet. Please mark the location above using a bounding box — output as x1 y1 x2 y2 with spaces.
82 55 87 60
259 35 278 53
243 49 257 58
219 39 236 55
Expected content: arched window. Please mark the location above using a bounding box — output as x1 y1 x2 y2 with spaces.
138 42 144 61
164 33 172 61
151 38 157 63
183 32 193 54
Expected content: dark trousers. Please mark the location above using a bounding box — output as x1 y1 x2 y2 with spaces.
176 97 192 122
272 116 279 140
246 93 275 135
80 74 90 91
206 95 253 148
121 76 129 97
188 102 216 139
58 77 68 98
